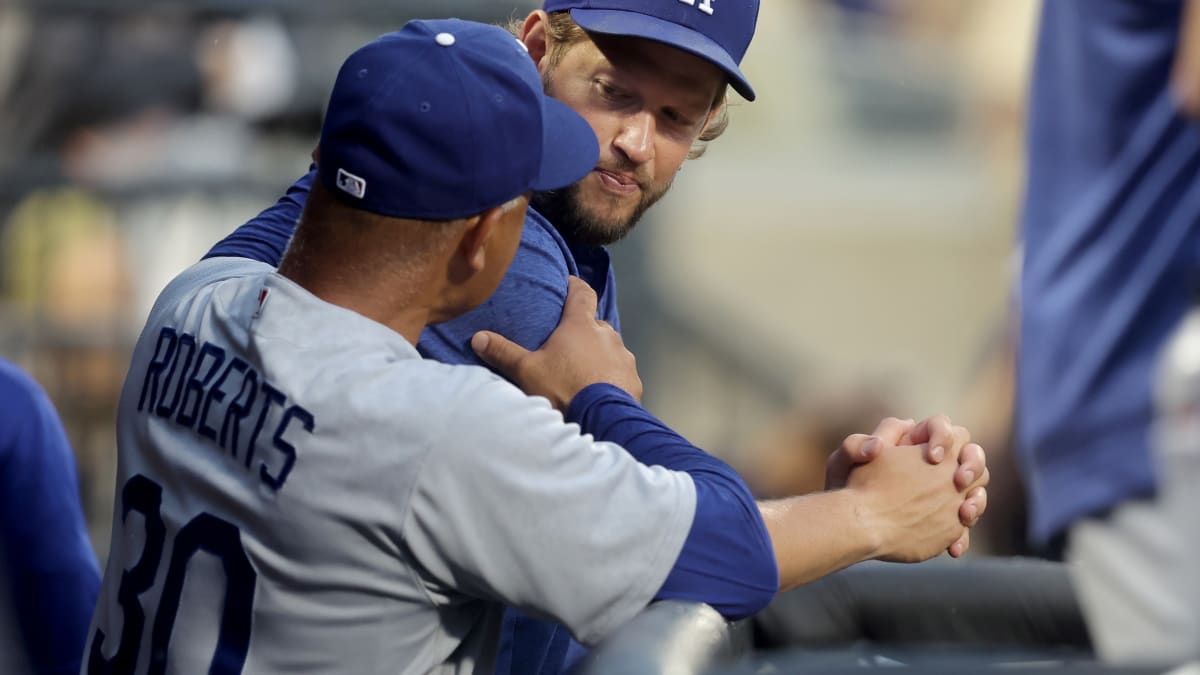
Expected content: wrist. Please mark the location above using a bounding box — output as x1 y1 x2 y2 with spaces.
838 487 886 563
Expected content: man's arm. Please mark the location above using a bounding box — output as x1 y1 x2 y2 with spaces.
565 382 975 593
203 167 315 264
473 280 979 596
0 361 100 674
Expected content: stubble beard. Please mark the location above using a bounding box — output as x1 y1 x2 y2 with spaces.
536 64 676 246
532 173 673 247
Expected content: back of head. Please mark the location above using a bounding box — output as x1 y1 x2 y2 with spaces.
542 0 760 101
316 18 600 223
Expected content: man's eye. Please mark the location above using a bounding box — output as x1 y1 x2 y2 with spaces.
597 82 624 100
664 109 698 127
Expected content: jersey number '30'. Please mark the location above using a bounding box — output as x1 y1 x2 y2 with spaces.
88 474 257 674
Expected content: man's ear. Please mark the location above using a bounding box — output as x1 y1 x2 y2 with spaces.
457 205 505 273
521 10 551 71
703 95 727 133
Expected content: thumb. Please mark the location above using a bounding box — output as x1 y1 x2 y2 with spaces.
471 331 530 378
826 434 879 489
563 276 599 322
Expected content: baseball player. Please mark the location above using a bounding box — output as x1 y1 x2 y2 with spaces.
85 18 979 674
0 357 99 674
1018 0 1200 664
206 2 991 672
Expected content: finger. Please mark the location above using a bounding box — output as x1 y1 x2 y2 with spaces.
947 528 970 558
959 486 988 527
955 442 986 490
897 417 925 446
563 276 599 322
869 417 916 447
908 415 959 463
825 433 879 489
836 433 882 465
470 331 530 378
904 414 950 445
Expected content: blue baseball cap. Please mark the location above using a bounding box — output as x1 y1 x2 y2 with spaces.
318 19 600 221
543 0 759 101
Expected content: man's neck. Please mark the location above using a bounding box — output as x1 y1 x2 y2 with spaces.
277 259 435 345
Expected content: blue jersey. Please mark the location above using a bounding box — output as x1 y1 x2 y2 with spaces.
207 168 776 675
0 358 100 674
1017 0 1200 546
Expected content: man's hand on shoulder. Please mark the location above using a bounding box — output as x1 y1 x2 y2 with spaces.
471 276 642 410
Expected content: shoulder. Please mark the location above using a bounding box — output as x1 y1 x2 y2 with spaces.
165 257 272 294
400 359 524 415
0 359 48 423
419 213 572 361
0 360 70 463
401 360 563 448
519 207 574 272
149 257 271 318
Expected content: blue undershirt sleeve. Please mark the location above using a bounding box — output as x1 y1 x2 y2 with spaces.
0 364 100 674
565 383 778 620
203 167 316 264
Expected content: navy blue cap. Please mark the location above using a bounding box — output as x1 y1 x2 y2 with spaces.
543 0 759 101
318 19 599 221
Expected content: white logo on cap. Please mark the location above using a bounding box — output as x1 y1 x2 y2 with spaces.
677 0 715 16
435 32 456 47
336 168 367 199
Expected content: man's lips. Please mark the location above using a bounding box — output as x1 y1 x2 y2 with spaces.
596 169 640 195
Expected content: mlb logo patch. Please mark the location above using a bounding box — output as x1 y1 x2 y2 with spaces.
336 168 367 199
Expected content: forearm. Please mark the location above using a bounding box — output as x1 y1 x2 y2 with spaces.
203 167 315 264
758 490 880 592
567 383 778 618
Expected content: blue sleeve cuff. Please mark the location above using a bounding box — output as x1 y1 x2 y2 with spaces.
566 383 778 619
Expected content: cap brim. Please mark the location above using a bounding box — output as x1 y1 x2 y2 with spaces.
568 8 756 102
532 96 599 191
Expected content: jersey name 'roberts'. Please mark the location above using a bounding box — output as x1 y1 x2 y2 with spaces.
135 325 313 492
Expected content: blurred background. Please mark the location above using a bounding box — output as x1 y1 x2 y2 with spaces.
0 0 1038 563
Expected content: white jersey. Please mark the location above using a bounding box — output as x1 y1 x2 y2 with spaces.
83 257 696 675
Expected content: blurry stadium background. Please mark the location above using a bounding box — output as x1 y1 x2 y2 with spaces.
0 0 1037 589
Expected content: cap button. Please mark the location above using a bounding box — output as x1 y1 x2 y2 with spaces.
435 32 456 47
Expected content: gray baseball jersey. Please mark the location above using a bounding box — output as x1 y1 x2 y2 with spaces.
84 257 696 674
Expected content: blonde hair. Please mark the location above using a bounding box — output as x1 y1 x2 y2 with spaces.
506 11 729 160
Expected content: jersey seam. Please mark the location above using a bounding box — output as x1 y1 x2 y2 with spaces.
396 414 446 610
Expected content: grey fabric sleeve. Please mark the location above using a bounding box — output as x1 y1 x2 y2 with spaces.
402 372 697 646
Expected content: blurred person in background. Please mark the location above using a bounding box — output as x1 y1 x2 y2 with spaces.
738 384 896 500
0 7 303 560
0 357 100 674
1017 0 1200 665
